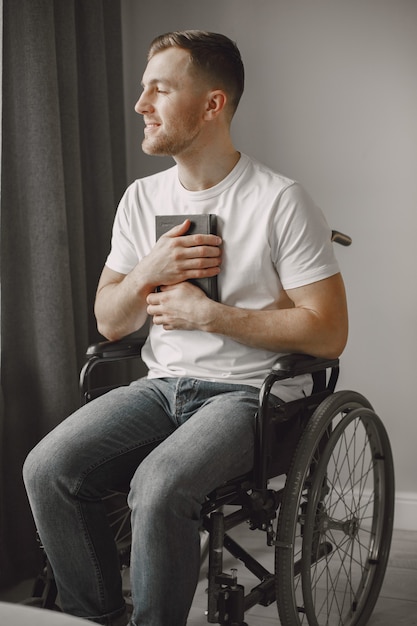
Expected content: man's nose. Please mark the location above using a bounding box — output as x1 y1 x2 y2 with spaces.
134 91 154 115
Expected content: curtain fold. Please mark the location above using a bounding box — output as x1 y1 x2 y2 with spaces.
0 0 127 587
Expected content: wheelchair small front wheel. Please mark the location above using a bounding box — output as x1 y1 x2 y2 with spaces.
275 390 394 626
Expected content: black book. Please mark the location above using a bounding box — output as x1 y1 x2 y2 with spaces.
155 214 218 301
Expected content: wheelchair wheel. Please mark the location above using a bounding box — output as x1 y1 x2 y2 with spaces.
102 489 132 567
275 390 394 626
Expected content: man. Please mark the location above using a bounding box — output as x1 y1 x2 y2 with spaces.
24 31 348 626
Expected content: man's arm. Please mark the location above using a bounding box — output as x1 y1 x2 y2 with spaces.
94 219 222 341
146 272 348 359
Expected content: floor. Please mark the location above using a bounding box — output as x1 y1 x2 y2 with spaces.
1 526 416 625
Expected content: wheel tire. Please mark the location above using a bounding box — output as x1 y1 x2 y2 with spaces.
275 390 394 626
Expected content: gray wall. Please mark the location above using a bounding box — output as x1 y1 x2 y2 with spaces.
121 0 417 529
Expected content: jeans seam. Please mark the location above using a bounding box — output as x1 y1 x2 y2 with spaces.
174 377 183 426
76 499 107 613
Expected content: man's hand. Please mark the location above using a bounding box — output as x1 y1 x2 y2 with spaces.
95 219 222 341
146 282 215 331
141 219 222 291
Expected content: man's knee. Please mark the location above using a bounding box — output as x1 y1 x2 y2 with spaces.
23 433 68 497
128 453 199 520
23 441 50 496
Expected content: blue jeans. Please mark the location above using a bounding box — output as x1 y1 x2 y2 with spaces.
23 377 264 625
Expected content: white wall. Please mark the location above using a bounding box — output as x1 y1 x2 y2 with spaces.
121 0 417 529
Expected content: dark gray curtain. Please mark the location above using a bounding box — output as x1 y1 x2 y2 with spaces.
0 0 127 588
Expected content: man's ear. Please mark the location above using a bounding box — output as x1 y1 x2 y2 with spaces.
204 90 227 120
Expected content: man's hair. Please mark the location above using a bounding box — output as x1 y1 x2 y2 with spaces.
148 30 245 117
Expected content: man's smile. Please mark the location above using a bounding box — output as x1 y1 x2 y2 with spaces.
144 121 161 132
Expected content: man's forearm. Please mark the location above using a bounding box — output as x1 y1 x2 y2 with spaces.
95 270 151 341
147 273 348 359
205 302 346 359
206 274 348 358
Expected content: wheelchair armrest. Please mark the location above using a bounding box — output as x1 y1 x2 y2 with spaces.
86 337 146 360
80 338 146 404
271 353 339 379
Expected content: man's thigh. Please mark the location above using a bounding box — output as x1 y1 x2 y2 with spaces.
132 384 259 503
28 378 177 493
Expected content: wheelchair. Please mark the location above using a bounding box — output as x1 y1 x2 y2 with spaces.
26 232 395 626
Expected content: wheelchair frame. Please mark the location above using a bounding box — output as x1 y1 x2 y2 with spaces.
78 339 395 626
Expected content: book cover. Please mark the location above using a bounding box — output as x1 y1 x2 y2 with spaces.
155 214 218 301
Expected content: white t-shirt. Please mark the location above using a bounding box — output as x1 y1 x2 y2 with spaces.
106 154 340 401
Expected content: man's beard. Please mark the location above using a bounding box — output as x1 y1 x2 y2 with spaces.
142 131 200 157
142 116 202 157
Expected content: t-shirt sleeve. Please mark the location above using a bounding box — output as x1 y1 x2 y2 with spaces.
105 189 140 275
271 183 340 290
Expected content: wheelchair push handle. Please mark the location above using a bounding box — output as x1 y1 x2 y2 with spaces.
331 230 352 246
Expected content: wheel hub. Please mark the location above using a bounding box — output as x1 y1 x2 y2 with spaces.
318 511 360 539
